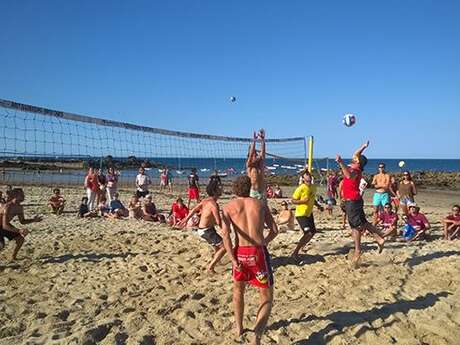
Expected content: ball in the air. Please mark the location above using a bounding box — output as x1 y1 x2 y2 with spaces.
343 113 356 127
229 96 236 102
398 160 405 168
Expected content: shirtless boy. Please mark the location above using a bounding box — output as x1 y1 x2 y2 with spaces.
48 188 65 215
371 163 391 224
220 175 278 345
179 180 225 273
0 188 42 261
336 141 385 267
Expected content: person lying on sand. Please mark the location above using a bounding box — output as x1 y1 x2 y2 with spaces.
48 188 65 215
220 175 278 345
0 188 42 261
336 141 385 267
179 180 225 273
276 200 295 232
443 205 460 240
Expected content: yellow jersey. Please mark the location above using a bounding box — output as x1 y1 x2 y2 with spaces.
292 183 316 217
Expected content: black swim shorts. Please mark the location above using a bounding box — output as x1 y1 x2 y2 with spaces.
198 227 223 247
0 228 21 241
295 215 317 234
344 199 368 229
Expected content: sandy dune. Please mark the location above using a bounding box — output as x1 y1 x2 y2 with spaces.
0 185 459 344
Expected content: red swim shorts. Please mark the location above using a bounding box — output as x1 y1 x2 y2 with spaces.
233 246 273 288
188 187 199 200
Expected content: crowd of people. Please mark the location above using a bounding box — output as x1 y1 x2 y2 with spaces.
1 133 459 345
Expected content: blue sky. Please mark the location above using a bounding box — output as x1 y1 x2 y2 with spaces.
1 1 459 159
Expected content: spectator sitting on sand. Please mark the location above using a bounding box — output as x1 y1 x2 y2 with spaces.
406 203 430 241
167 197 189 227
77 196 98 218
128 195 143 219
276 200 295 232
107 192 128 218
48 188 65 215
377 203 399 238
442 204 460 240
142 195 165 223
98 195 109 217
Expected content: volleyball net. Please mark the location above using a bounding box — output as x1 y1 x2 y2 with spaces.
0 99 312 187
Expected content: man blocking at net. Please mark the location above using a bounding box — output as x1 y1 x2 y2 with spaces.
247 129 266 202
336 141 385 267
0 188 42 261
221 176 278 345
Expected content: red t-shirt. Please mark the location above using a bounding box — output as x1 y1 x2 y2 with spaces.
407 213 429 230
379 212 398 227
446 215 460 222
85 174 98 192
342 167 362 201
172 203 189 220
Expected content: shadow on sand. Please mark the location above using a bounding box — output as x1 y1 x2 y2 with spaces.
404 250 460 268
40 252 138 264
268 291 450 345
271 254 326 268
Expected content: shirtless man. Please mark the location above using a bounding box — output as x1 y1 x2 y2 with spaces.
0 188 42 261
336 141 385 267
247 129 266 202
221 175 278 345
179 179 225 273
371 163 391 224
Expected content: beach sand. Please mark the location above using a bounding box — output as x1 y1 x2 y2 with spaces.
0 184 459 344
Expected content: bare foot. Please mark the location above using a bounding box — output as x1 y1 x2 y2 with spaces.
207 265 217 275
351 253 361 269
252 333 262 345
235 327 244 341
377 239 385 253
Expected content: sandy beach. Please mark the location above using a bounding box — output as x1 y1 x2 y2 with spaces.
0 184 459 345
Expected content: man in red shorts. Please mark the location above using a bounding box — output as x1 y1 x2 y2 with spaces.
336 141 385 267
221 175 278 345
187 168 200 209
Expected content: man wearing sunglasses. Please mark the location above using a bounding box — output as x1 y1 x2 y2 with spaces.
371 163 391 224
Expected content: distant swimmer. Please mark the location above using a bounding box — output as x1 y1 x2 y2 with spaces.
0 188 42 261
336 141 385 267
220 176 278 344
179 179 225 273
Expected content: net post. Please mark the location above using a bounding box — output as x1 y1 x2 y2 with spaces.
308 136 314 173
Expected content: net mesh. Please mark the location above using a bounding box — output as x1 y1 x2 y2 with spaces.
0 99 309 186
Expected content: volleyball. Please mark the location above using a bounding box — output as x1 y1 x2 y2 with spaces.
398 160 405 168
229 96 236 103
343 113 356 127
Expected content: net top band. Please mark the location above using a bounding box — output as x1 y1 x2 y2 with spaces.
0 99 305 143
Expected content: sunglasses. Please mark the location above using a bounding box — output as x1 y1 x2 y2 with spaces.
378 166 385 169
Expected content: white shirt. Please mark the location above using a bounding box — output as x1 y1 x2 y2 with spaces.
136 173 151 192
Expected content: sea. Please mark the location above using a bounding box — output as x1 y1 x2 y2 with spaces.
1 158 459 186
